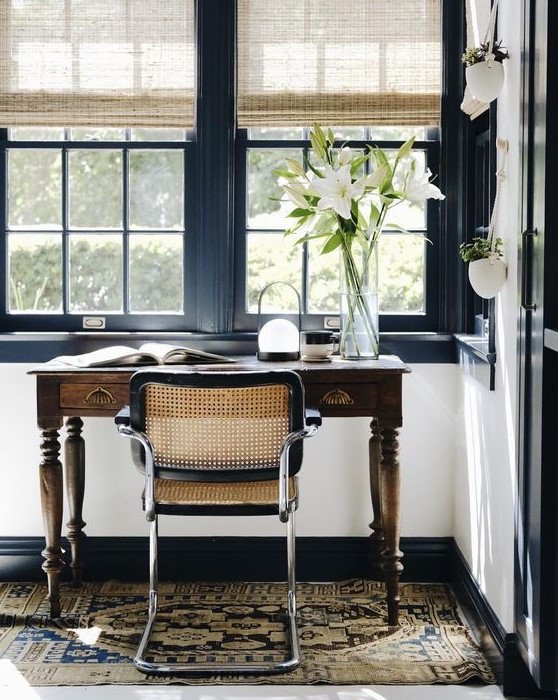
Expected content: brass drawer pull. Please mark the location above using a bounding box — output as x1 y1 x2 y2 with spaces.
319 388 354 405
83 386 117 405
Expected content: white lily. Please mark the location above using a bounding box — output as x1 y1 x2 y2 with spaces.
309 164 366 220
395 160 445 204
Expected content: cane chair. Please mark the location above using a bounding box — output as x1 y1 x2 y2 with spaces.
115 368 321 675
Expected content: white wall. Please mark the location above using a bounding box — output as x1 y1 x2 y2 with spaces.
453 0 521 632
0 363 457 541
1 5 525 636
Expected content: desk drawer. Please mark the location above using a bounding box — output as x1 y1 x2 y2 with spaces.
305 382 378 416
60 383 129 411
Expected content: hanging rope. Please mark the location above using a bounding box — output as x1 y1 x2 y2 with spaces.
483 0 499 61
488 137 508 257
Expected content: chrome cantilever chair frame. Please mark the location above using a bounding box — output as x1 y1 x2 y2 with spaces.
116 369 320 676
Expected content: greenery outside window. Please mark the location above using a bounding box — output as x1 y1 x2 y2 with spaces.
235 125 441 332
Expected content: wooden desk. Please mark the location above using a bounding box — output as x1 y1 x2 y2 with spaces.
29 355 410 624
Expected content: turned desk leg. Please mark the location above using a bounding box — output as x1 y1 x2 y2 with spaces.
65 417 86 587
368 418 384 575
379 426 403 626
39 427 64 618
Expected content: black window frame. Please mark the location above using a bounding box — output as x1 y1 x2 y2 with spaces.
0 0 464 341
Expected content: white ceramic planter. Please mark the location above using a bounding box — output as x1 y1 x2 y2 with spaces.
466 60 505 102
468 257 507 298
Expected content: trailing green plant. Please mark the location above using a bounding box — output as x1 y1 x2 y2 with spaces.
462 41 508 67
459 236 504 263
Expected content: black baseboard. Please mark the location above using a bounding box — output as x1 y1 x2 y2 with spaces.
0 535 452 583
451 542 557 698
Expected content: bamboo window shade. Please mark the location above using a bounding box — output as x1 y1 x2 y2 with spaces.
237 0 441 127
0 0 195 128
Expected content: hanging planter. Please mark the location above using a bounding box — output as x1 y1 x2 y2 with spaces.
460 139 509 299
465 58 505 103
467 255 507 299
462 0 508 103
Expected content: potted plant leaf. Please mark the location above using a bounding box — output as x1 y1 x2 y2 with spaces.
459 236 507 299
462 40 508 103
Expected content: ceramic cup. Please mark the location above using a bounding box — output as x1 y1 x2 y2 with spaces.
300 330 336 362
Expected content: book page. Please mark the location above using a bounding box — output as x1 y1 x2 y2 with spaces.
138 343 234 364
51 345 153 368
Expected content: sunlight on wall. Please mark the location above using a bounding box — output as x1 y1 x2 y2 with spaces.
461 353 491 589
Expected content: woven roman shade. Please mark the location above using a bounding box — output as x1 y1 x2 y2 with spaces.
237 0 441 127
0 0 195 128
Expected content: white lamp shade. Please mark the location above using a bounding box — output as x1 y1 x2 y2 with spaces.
258 319 299 353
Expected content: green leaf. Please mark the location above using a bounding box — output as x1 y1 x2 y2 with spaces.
396 136 415 161
287 207 313 218
322 232 343 254
369 204 380 228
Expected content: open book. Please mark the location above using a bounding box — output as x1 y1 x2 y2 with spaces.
50 342 235 368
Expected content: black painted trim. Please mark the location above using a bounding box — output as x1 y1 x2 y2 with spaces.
451 540 558 698
0 535 451 584
0 331 456 364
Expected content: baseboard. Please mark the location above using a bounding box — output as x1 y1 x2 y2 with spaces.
451 542 558 698
0 535 452 583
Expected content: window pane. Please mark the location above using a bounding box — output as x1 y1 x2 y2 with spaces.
68 150 122 229
246 232 301 312
9 128 65 141
8 234 62 312
131 128 187 142
368 126 427 141
248 149 301 229
330 126 366 140
307 240 339 313
69 234 123 311
379 234 425 313
7 149 62 229
129 150 184 230
70 128 125 141
248 127 303 140
129 235 183 312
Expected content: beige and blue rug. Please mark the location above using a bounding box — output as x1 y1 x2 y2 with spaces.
0 579 496 686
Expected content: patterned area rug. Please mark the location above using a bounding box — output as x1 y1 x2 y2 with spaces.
0 579 496 686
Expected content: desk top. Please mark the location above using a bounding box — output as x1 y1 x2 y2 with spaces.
29 354 410 376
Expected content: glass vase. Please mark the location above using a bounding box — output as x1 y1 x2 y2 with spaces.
339 243 379 360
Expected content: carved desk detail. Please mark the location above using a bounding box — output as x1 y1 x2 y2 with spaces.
319 388 354 405
83 386 117 405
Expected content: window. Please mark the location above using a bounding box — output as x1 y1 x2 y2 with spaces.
2 127 193 331
0 0 448 336
235 125 441 332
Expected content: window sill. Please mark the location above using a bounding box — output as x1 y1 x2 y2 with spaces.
0 331 457 365
454 333 496 365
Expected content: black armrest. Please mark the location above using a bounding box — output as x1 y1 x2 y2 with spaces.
114 405 130 426
305 406 322 427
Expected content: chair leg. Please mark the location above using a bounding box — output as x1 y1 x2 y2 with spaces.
134 515 160 674
134 511 300 675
